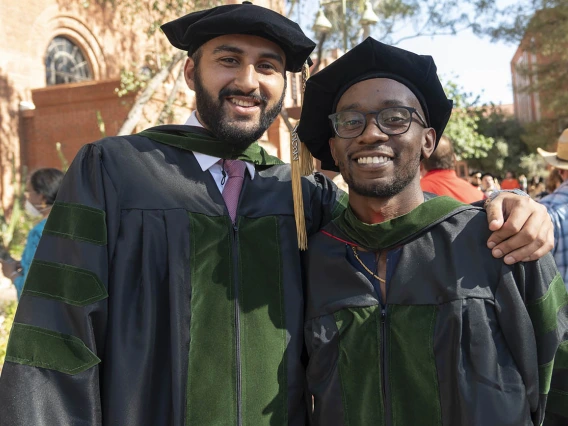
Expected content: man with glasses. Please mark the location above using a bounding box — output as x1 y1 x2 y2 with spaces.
0 5 556 424
298 38 568 425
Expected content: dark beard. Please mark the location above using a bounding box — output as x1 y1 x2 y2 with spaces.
340 154 421 198
193 67 286 149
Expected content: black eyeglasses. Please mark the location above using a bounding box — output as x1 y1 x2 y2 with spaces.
328 107 428 139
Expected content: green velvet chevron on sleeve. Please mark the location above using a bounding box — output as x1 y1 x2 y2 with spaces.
43 201 107 245
545 341 568 421
527 274 568 337
6 323 100 375
22 260 108 306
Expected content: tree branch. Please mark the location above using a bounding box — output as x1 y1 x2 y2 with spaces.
279 107 295 133
156 62 186 125
312 32 328 74
117 51 185 136
286 0 298 18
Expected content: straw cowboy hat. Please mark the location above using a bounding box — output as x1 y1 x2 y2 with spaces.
538 129 568 170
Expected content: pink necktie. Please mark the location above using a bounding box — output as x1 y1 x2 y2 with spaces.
221 159 246 223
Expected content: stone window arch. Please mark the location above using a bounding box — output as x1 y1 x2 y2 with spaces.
45 36 93 86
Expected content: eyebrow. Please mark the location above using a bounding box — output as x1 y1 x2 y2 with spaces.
338 99 419 112
337 102 361 112
212 44 284 66
382 99 406 107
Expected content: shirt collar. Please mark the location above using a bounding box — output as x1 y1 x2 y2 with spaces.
184 111 256 179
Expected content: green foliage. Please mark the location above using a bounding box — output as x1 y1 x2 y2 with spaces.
519 153 548 179
521 118 563 152
0 300 17 369
442 81 495 160
0 157 33 260
486 1 568 149
467 105 532 177
115 68 151 98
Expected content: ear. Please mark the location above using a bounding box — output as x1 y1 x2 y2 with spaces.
184 57 196 91
420 128 436 161
329 137 339 167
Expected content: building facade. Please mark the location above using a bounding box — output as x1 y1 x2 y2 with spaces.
511 43 542 124
0 0 297 207
510 8 568 135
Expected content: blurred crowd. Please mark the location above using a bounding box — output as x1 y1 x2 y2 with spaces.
467 169 560 200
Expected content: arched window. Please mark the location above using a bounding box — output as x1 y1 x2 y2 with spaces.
45 36 93 86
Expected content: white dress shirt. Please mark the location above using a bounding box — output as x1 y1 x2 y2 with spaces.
184 111 256 193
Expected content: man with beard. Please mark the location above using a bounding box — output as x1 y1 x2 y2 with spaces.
298 38 568 426
0 4 323 426
0 4 556 426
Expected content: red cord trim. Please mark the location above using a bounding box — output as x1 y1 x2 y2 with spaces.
321 230 357 246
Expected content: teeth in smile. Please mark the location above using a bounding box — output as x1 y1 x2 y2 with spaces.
357 156 390 164
230 98 257 107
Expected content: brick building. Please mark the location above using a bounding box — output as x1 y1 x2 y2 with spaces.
510 8 567 132
0 0 299 207
511 43 542 124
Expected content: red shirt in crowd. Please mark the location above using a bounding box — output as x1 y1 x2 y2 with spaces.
421 169 484 203
500 178 520 190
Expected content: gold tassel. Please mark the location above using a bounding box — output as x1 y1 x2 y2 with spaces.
299 63 314 176
291 61 314 250
291 126 307 250
300 140 314 176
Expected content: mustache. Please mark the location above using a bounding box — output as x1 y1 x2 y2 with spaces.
218 88 267 106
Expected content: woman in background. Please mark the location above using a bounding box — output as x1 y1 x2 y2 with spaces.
1 168 64 299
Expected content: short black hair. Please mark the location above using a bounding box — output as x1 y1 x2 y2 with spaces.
30 168 64 205
481 172 494 180
469 170 481 177
192 48 203 68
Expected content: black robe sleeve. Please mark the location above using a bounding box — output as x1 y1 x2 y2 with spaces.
495 254 568 426
0 143 119 426
304 172 347 236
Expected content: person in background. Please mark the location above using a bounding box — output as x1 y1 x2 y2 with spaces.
529 175 546 199
1 168 64 299
545 168 564 196
468 170 482 190
538 129 568 286
518 174 528 192
500 171 520 190
481 172 497 198
420 135 484 203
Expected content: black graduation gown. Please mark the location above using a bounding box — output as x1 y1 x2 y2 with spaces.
0 131 343 426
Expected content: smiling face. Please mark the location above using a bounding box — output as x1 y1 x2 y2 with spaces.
329 78 435 200
184 34 287 148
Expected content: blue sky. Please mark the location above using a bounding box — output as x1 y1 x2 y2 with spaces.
295 1 521 106
397 31 518 106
